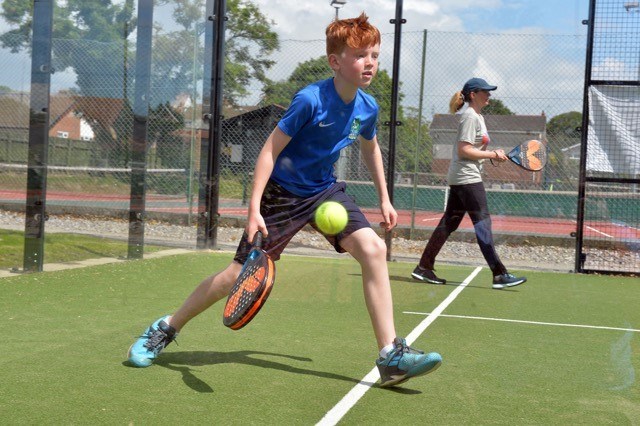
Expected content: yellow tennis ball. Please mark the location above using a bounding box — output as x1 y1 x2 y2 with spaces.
314 201 348 236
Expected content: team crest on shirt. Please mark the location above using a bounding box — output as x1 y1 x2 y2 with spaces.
348 118 361 140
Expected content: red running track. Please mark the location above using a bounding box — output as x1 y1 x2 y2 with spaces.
1 189 639 241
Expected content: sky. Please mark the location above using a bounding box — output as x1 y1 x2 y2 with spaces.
0 0 604 119
246 0 592 118
253 0 588 39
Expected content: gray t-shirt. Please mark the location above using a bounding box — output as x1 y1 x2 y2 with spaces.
447 107 490 185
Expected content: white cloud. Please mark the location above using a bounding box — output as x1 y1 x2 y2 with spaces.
592 58 632 80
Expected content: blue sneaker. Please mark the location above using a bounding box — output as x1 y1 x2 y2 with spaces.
127 315 177 367
492 273 527 290
376 337 442 387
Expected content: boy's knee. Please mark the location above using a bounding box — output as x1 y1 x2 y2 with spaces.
361 234 387 259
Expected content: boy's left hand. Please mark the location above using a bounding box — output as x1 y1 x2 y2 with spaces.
379 201 397 231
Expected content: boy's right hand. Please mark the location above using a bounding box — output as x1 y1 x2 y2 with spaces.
246 211 268 243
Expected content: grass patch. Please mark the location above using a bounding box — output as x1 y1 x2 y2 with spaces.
1 254 639 423
0 229 166 269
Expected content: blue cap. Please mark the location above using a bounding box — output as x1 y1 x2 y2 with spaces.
462 78 497 95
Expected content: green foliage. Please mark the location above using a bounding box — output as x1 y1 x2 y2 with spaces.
395 107 434 174
149 102 187 168
0 229 164 269
261 56 333 107
483 98 513 115
543 111 582 190
1 0 279 105
260 56 418 173
1 0 135 97
547 111 582 149
224 0 279 104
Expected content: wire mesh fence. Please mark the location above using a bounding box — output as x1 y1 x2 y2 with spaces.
577 0 640 274
3 3 637 274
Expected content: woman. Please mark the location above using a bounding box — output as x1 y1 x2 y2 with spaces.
412 77 526 289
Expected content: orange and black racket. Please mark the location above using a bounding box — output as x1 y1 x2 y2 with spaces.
492 139 548 171
223 231 276 330
507 139 547 171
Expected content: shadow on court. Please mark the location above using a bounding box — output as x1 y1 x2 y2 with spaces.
124 350 362 393
388 274 523 291
124 350 424 394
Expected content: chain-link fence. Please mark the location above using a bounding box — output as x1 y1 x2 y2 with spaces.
220 30 588 239
1 3 610 268
0 28 204 220
576 0 640 274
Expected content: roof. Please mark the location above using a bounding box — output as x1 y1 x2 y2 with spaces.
430 113 548 159
222 104 287 124
431 113 547 133
0 97 30 128
0 93 125 134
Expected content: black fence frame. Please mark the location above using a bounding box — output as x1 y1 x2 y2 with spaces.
574 0 640 275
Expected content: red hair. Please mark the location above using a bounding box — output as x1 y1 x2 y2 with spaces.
325 12 380 56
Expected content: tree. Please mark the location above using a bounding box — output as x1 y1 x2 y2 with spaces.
396 107 433 174
261 56 332 106
483 98 513 115
261 55 414 181
1 0 279 166
261 55 400 132
1 0 135 98
547 111 582 149
544 111 582 190
1 0 279 103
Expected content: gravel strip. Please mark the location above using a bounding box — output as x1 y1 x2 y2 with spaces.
0 210 579 272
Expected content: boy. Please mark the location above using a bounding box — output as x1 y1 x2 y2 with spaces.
128 13 442 388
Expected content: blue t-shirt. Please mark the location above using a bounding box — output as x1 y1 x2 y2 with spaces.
272 78 379 197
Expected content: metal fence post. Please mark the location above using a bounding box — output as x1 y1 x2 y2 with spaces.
409 29 428 240
23 0 54 273
384 0 405 260
197 0 226 249
127 0 154 259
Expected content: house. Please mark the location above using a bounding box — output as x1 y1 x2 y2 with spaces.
0 92 128 165
0 93 125 142
219 104 286 168
0 96 30 140
561 143 581 161
430 113 548 187
48 95 95 141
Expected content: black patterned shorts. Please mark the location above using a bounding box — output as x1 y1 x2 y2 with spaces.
233 180 370 263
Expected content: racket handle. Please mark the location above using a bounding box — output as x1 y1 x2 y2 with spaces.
253 231 263 248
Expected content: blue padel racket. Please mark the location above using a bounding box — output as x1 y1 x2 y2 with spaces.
223 231 276 330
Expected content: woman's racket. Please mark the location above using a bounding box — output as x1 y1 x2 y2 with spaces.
222 231 276 330
492 139 547 171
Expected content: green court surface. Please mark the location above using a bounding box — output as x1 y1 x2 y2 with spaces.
2 252 638 424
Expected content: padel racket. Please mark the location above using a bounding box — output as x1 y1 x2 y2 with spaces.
493 139 547 171
223 231 276 330
507 139 547 171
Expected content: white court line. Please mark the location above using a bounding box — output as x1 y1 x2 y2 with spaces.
586 225 613 238
421 217 440 222
403 312 640 333
570 219 615 239
315 266 483 426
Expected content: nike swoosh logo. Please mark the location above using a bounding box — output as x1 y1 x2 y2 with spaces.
319 121 335 127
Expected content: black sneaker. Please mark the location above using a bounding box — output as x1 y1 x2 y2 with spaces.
492 273 527 289
411 266 446 284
